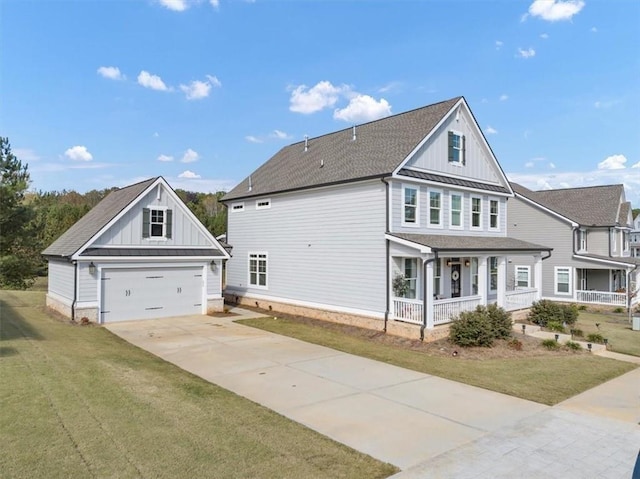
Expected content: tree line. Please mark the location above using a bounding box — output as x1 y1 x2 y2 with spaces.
0 137 227 289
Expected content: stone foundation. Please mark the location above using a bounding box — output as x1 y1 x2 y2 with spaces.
225 294 450 342
207 297 225 314
46 294 72 319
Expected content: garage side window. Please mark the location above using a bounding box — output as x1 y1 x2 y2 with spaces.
248 253 267 288
143 207 172 239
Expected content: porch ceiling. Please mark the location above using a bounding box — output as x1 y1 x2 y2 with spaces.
389 233 552 254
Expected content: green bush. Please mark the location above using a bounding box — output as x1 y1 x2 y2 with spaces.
570 328 584 338
541 339 559 350
449 305 512 347
577 304 588 311
547 321 565 332
508 338 523 351
485 303 513 340
565 341 582 351
613 307 625 314
528 300 578 327
586 333 604 344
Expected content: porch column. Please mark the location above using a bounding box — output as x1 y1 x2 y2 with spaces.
477 255 488 306
533 254 542 300
497 256 507 307
425 260 435 329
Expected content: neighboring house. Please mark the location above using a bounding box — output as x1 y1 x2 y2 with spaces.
509 184 639 307
631 212 640 258
222 97 551 335
43 177 230 323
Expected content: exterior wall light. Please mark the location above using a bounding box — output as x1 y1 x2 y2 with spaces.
89 262 96 275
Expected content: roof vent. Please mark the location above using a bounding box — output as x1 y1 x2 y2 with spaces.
352 125 356 141
320 159 324 168
248 175 252 192
304 135 309 152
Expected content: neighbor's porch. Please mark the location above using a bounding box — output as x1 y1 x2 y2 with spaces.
575 267 639 307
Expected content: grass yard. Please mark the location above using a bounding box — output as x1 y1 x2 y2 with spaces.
574 310 640 357
0 289 397 479
238 315 636 406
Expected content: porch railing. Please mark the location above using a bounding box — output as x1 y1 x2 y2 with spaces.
433 295 482 325
504 288 538 311
576 290 627 307
392 297 423 325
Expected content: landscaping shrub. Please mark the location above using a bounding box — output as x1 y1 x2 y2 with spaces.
528 300 577 327
570 328 584 338
508 338 523 351
565 341 582 351
546 321 565 333
577 304 588 311
586 333 604 344
485 303 513 339
449 304 513 347
541 339 559 350
613 307 625 314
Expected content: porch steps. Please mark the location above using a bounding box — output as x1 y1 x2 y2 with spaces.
512 324 606 352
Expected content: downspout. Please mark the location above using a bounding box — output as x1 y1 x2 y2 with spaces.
381 177 391 332
71 259 78 322
627 263 639 323
420 252 438 341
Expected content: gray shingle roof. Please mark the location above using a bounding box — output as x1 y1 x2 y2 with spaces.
398 168 510 194
42 178 159 258
389 233 551 252
223 97 462 201
618 201 631 226
511 183 626 227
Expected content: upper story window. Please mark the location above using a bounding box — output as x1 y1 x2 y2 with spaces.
450 193 463 229
142 207 172 239
429 190 442 227
448 131 466 165
611 229 617 253
577 228 587 252
471 196 482 229
231 202 245 212
489 199 499 230
624 232 630 252
256 199 271 210
403 185 419 226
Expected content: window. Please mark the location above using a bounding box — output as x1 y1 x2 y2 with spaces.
489 257 498 292
489 199 499 230
434 259 441 296
471 196 482 229
249 253 267 288
142 207 172 239
555 267 571 295
448 131 465 165
515 266 530 288
611 229 617 253
450 193 462 228
231 202 245 212
256 199 271 210
624 232 630 252
471 258 478 295
577 228 587 252
429 190 442 226
403 185 419 226
404 258 418 299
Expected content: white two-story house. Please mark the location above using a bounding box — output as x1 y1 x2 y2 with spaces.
222 97 551 338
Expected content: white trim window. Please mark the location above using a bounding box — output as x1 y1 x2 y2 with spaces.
256 199 271 210
142 206 172 240
471 196 482 230
515 265 531 288
447 130 465 165
489 199 499 230
248 253 268 288
402 185 419 226
450 193 463 229
577 228 587 253
434 258 441 296
489 257 498 292
624 232 630 253
611 229 617 253
471 258 478 295
429 190 442 227
231 202 245 212
404 258 418 299
554 267 572 295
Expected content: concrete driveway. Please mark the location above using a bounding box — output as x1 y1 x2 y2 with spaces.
106 309 640 478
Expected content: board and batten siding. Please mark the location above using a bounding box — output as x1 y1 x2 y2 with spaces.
391 180 507 236
226 180 387 316
48 259 75 301
93 187 211 247
404 106 503 184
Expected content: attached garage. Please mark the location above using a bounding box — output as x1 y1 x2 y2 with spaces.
101 266 204 322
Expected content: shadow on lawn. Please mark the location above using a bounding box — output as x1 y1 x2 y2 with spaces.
0 299 44 341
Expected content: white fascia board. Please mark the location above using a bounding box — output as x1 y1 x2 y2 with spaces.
514 193 578 227
385 234 432 254
572 254 636 270
390 171 512 198
78 256 221 262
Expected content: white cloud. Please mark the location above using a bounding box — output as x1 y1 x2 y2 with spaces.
500 94 509 101
377 81 402 93
517 47 536 59
97 66 125 81
333 95 391 123
270 130 291 140
157 154 174 162
137 70 170 91
598 154 627 170
64 145 93 161
540 33 549 39
158 0 189 11
525 161 534 168
179 76 220 101
485 126 498 134
181 148 200 163
594 99 619 109
178 170 201 179
527 0 585 22
549 162 556 169
209 0 220 8
495 40 503 49
14 148 40 162
632 161 640 169
245 135 263 144
289 81 347 114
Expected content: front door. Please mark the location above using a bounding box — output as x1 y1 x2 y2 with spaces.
451 264 461 298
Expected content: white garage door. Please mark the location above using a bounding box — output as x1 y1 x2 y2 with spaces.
101 266 203 322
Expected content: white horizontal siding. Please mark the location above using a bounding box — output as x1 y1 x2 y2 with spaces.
226 180 387 315
207 261 222 296
47 259 75 301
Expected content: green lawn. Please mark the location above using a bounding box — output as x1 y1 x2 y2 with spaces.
0 289 397 479
238 316 635 406
574 310 640 357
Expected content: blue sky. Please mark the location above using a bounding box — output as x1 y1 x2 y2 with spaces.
3 0 640 205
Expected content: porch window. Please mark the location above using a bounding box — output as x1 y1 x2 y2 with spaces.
555 267 571 295
429 190 442 226
577 229 587 252
489 257 498 292
489 199 499 230
450 193 462 228
403 186 419 226
434 259 441 296
471 258 478 295
471 196 482 229
403 258 418 299
249 253 268 288
515 265 530 288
